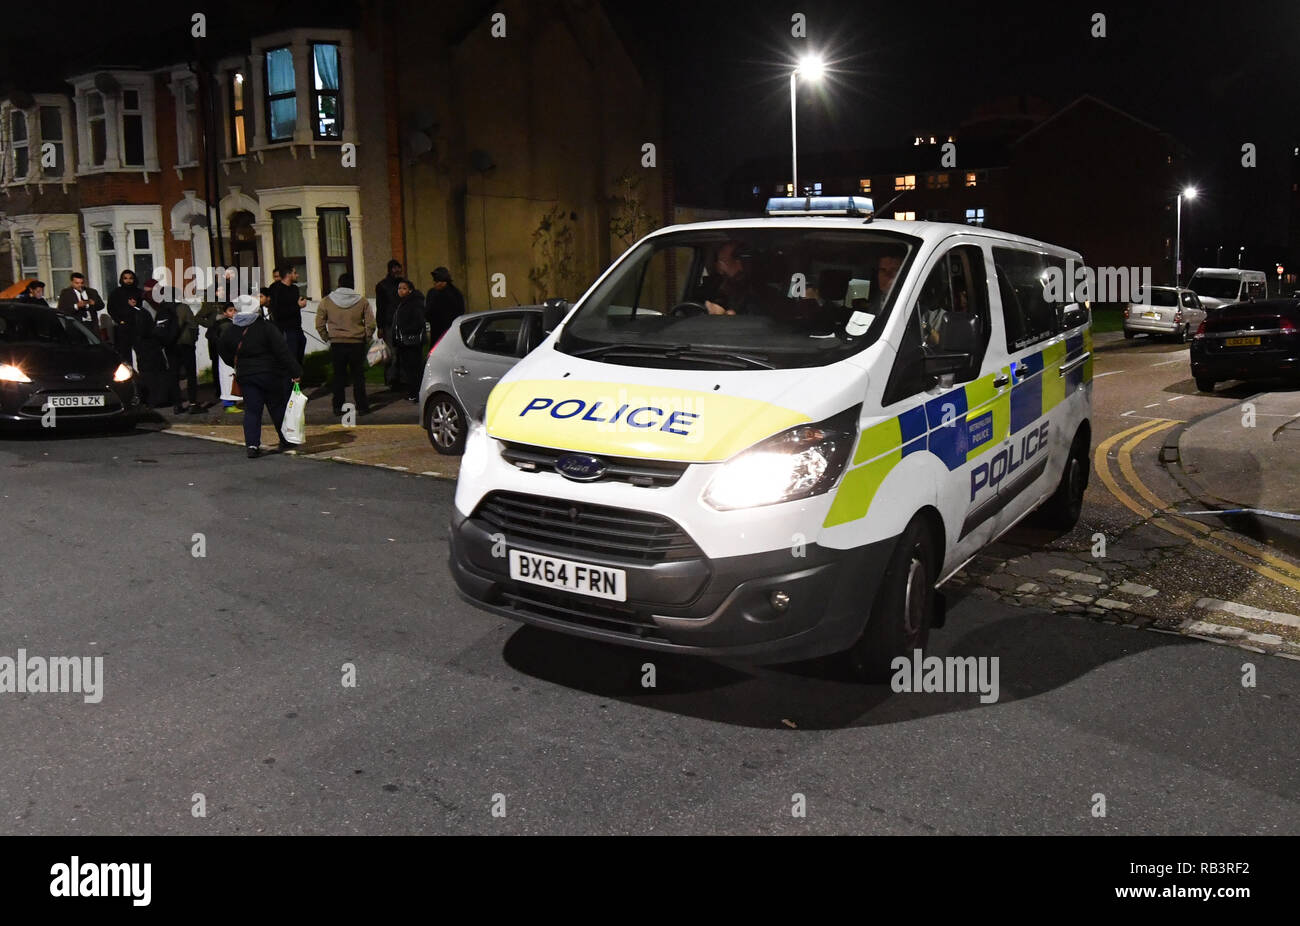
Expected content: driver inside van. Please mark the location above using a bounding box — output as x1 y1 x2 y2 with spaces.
696 240 766 316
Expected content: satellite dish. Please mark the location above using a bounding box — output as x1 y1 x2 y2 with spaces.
469 149 495 173
406 130 433 158
93 72 122 95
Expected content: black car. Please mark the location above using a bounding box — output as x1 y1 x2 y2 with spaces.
1190 297 1300 392
0 301 140 428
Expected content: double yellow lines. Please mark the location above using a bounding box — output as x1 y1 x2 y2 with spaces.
1094 419 1300 592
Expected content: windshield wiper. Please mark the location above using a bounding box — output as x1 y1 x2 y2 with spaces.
571 343 774 369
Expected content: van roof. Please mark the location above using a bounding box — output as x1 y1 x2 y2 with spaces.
1191 267 1262 276
646 216 1084 261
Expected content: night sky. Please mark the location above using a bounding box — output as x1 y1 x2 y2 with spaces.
4 0 1298 259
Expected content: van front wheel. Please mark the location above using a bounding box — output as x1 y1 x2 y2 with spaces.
1038 432 1089 531
848 517 938 683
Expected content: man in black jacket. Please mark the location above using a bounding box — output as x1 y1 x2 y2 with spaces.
375 258 403 389
135 280 181 408
268 263 308 365
107 270 143 366
218 294 303 457
425 266 465 345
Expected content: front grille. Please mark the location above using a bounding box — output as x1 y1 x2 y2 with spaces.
475 490 702 563
500 442 688 487
500 587 668 640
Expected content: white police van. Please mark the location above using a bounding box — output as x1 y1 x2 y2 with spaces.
450 197 1092 679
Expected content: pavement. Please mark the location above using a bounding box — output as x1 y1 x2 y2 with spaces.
1172 387 1300 554
143 381 461 480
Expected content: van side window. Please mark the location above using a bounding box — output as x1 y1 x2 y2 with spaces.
882 245 991 405
994 247 1062 352
1246 280 1265 299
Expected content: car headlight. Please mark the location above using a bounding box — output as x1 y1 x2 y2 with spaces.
113 363 134 382
0 363 31 383
703 409 857 511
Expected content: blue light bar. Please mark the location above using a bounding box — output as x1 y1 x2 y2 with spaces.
765 195 875 216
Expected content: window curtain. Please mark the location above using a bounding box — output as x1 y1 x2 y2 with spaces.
313 45 339 90
273 211 304 257
267 48 296 140
321 211 348 257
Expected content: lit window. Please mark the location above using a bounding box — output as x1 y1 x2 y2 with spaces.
311 43 342 140
894 211 916 221
858 178 871 193
812 181 822 195
894 174 915 191
964 207 985 226
965 171 977 188
947 135 955 142
229 70 247 156
785 182 794 196
751 184 760 196
929 136 935 144
937 173 949 188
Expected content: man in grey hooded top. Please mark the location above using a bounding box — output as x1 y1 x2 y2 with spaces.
314 272 376 416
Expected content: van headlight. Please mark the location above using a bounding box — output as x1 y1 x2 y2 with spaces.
703 413 856 511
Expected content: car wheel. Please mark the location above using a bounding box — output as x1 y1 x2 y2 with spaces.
1123 328 1134 340
425 392 467 455
847 515 939 683
1194 376 1216 393
1038 430 1089 531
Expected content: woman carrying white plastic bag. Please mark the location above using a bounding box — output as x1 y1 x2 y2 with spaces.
281 382 309 444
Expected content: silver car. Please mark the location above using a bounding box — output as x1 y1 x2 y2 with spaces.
419 305 544 454
1122 286 1206 341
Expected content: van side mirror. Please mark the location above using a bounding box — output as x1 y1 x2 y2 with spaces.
541 298 570 333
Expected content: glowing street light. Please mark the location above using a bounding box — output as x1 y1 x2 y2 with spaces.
1176 186 1198 287
790 53 826 198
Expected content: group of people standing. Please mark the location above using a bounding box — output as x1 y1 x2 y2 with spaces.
372 259 465 402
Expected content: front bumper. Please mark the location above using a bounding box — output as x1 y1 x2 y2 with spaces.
0 379 139 426
448 508 897 663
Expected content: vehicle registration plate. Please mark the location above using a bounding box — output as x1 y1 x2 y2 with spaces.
47 395 105 407
1142 311 1160 319
509 550 627 601
1224 336 1261 347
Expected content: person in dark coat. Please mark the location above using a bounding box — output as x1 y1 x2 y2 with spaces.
169 299 201 413
107 270 143 366
16 280 49 305
267 263 309 366
392 279 427 402
218 294 303 458
56 272 104 332
134 280 180 408
375 258 403 389
425 266 465 345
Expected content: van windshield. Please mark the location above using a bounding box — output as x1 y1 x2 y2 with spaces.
1189 276 1242 300
557 227 920 370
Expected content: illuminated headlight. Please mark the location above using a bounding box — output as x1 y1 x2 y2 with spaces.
0 363 31 383
113 363 134 382
703 414 856 511
460 420 492 477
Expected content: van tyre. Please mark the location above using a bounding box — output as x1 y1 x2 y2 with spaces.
1194 376 1215 393
1038 431 1089 531
425 392 467 455
848 517 938 683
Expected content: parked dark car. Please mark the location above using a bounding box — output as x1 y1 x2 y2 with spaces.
1190 297 1300 392
0 301 140 429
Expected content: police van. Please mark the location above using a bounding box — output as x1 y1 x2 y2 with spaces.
449 197 1092 680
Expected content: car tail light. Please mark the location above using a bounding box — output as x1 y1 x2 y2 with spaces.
429 332 446 357
1281 318 1297 334
1174 309 1183 323
1121 304 1130 318
1194 321 1206 339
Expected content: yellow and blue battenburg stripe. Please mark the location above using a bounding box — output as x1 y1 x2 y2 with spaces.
824 331 1091 528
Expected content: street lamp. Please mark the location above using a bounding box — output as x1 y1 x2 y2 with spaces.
1175 186 1197 288
790 53 826 198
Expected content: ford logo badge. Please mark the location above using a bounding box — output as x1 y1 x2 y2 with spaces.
64 373 85 381
555 453 607 482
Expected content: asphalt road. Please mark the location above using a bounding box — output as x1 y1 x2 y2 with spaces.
0 425 1296 834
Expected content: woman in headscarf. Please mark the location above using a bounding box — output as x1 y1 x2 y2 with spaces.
217 294 303 458
106 269 143 366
